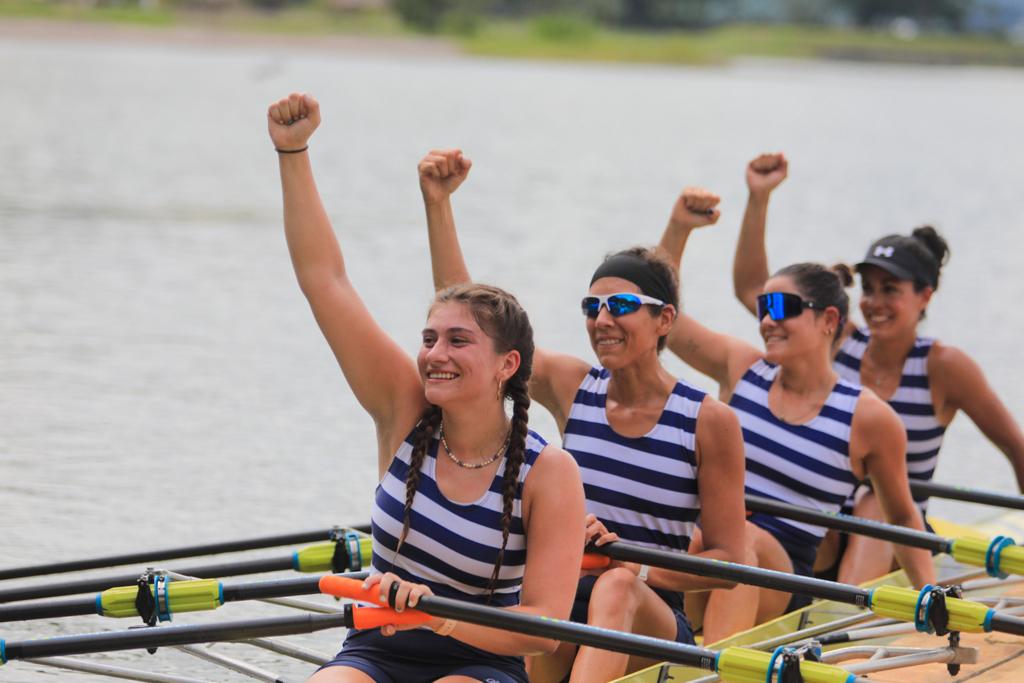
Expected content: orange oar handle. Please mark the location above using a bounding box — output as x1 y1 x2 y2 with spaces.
581 554 611 570
351 605 432 629
320 575 388 606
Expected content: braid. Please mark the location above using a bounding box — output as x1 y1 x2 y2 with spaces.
395 404 442 560
486 374 531 601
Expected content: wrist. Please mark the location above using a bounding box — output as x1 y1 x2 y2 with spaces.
422 195 451 209
666 219 695 233
747 190 771 205
432 618 457 636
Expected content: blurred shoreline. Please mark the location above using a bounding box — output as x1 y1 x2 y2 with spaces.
0 16 457 56
2 9 1023 66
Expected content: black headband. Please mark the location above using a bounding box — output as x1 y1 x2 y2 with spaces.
589 253 675 307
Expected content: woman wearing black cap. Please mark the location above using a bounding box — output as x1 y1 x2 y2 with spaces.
417 149 747 682
657 185 935 639
731 152 1024 585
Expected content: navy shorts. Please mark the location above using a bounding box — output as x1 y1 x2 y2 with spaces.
569 574 695 645
815 515 938 584
320 627 529 683
749 513 817 613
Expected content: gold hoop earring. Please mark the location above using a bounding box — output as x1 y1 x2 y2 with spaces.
496 381 504 401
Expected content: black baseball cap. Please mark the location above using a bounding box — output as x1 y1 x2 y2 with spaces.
856 234 939 289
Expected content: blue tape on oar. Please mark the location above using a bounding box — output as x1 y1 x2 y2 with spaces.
984 607 996 633
985 536 1016 579
155 575 172 623
765 645 793 683
913 584 934 633
344 531 362 572
0 638 6 665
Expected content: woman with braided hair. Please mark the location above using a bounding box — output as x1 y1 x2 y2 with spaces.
418 149 747 683
268 93 585 683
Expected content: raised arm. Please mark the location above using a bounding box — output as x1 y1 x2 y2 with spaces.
269 93 425 470
932 344 1024 491
656 186 721 267
853 393 937 588
733 153 788 315
659 188 762 397
419 149 473 290
419 150 590 430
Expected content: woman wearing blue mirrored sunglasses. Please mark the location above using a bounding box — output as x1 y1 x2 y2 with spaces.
731 152 1024 588
419 150 747 683
657 185 935 641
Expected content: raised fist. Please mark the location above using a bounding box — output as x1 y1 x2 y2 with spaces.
418 149 472 206
267 93 321 151
669 186 721 231
746 153 788 197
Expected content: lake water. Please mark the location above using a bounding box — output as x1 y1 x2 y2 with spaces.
2 29 1024 681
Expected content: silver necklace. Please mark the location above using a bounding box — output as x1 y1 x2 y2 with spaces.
439 420 510 469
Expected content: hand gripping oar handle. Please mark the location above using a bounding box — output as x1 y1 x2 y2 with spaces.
317 575 864 683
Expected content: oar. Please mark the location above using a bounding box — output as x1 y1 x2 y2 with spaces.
0 608 424 663
0 524 371 581
743 494 1024 579
586 542 1024 637
0 572 368 623
0 593 868 683
0 535 372 604
903 480 1024 512
322 575 871 683
10 545 1024 641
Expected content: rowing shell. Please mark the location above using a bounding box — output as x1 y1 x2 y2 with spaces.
615 513 1024 682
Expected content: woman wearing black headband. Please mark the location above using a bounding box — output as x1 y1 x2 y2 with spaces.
732 153 1024 585
418 149 747 682
657 185 935 635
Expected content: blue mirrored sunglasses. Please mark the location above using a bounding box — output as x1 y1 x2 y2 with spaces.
756 292 822 321
581 292 665 318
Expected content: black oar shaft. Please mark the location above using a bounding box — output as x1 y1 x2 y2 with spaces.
0 573 367 623
745 495 951 553
416 593 715 669
594 542 871 606
0 556 295 604
0 526 362 581
0 591 712 670
904 480 1024 512
0 596 96 621
2 613 350 660
989 612 1024 636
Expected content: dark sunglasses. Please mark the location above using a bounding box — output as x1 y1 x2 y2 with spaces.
581 292 665 319
756 292 823 321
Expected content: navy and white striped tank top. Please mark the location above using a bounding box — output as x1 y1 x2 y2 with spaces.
730 359 861 549
834 328 946 515
562 367 703 553
371 427 546 608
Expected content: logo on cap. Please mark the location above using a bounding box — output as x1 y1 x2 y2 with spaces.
873 245 895 258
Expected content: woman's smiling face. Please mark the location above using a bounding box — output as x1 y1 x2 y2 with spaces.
858 265 932 339
759 275 836 365
418 302 517 409
585 277 672 370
